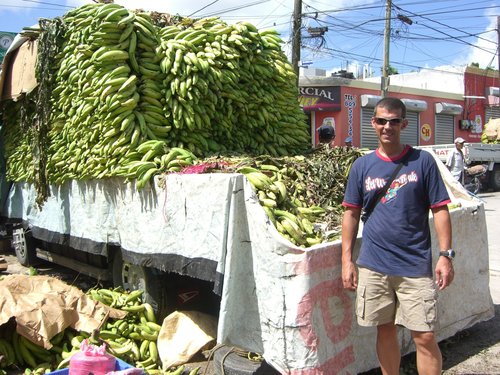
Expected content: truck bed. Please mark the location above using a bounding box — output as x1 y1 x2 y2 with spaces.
417 143 500 163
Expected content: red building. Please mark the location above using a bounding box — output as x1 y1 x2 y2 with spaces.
299 66 500 148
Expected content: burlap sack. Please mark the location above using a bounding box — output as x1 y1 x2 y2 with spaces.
157 310 217 370
483 118 500 141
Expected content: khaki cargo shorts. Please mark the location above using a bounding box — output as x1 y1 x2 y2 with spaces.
356 267 438 332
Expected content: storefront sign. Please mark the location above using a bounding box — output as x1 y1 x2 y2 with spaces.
299 86 341 111
344 94 356 137
420 123 431 142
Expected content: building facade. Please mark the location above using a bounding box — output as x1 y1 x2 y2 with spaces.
299 66 500 148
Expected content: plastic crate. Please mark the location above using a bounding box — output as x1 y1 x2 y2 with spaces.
48 357 134 375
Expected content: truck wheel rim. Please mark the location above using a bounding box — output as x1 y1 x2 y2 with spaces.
121 262 147 291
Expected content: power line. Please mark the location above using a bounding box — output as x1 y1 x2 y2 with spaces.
394 3 497 47
20 0 71 8
197 0 271 18
0 3 64 11
312 44 468 73
187 0 220 18
300 0 498 72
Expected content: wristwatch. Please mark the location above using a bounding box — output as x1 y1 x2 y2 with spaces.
439 249 456 259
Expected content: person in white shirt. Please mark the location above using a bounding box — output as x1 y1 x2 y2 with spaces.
446 137 466 184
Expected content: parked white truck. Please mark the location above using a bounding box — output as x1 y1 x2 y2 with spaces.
418 142 500 191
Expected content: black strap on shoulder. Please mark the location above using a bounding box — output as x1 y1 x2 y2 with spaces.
361 148 413 223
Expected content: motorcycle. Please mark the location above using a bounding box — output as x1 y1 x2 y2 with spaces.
464 164 487 195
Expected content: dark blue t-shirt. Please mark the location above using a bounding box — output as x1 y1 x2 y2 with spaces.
343 146 450 277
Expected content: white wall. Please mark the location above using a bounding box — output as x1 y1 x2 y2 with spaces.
363 67 466 94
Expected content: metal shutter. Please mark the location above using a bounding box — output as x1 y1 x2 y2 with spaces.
435 114 454 144
400 111 419 146
485 106 500 121
361 107 378 149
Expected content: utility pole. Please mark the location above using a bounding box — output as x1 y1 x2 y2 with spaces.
292 0 302 86
381 0 392 97
497 16 500 84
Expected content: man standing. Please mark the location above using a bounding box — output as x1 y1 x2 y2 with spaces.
446 137 466 184
344 136 353 148
341 97 454 375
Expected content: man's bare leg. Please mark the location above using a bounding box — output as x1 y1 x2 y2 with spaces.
377 323 400 375
412 330 442 375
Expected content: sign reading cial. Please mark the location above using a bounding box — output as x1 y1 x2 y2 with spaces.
0 32 17 64
299 86 341 111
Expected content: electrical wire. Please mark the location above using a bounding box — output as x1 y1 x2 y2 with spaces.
300 0 497 72
187 0 220 18
196 0 271 18
20 0 72 8
394 3 497 47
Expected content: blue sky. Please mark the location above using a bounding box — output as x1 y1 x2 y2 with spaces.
0 0 498 76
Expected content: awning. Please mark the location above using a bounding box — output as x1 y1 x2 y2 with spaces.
360 95 427 112
435 102 463 115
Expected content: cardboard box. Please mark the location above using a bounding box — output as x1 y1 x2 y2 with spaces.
0 37 38 101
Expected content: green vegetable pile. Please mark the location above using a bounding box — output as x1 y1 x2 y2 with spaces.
0 287 194 375
179 145 365 246
0 2 365 247
0 2 308 200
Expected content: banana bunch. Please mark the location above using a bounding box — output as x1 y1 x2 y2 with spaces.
87 287 162 372
0 287 167 374
113 142 198 189
226 146 365 246
0 101 35 183
2 2 309 192
0 338 15 369
236 164 325 247
0 329 69 374
155 16 309 157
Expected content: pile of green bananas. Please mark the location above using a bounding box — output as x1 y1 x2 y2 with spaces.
202 146 365 247
88 287 200 374
1 1 309 191
236 164 326 246
0 287 199 375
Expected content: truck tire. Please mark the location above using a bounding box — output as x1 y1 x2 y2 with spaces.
489 165 500 191
213 345 280 375
12 227 38 266
111 251 169 320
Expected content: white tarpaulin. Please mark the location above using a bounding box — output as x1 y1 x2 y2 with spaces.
2 167 494 374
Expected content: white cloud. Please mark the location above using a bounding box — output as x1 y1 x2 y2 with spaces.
461 14 498 69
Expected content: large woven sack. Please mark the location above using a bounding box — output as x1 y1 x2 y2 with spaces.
483 118 500 141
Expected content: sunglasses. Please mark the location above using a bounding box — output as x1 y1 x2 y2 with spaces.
373 117 404 126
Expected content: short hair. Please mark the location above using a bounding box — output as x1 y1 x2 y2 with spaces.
318 125 335 143
373 97 407 119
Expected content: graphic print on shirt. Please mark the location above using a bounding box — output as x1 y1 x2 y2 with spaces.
365 171 418 204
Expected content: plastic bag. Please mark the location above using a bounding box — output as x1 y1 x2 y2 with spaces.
69 339 116 375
